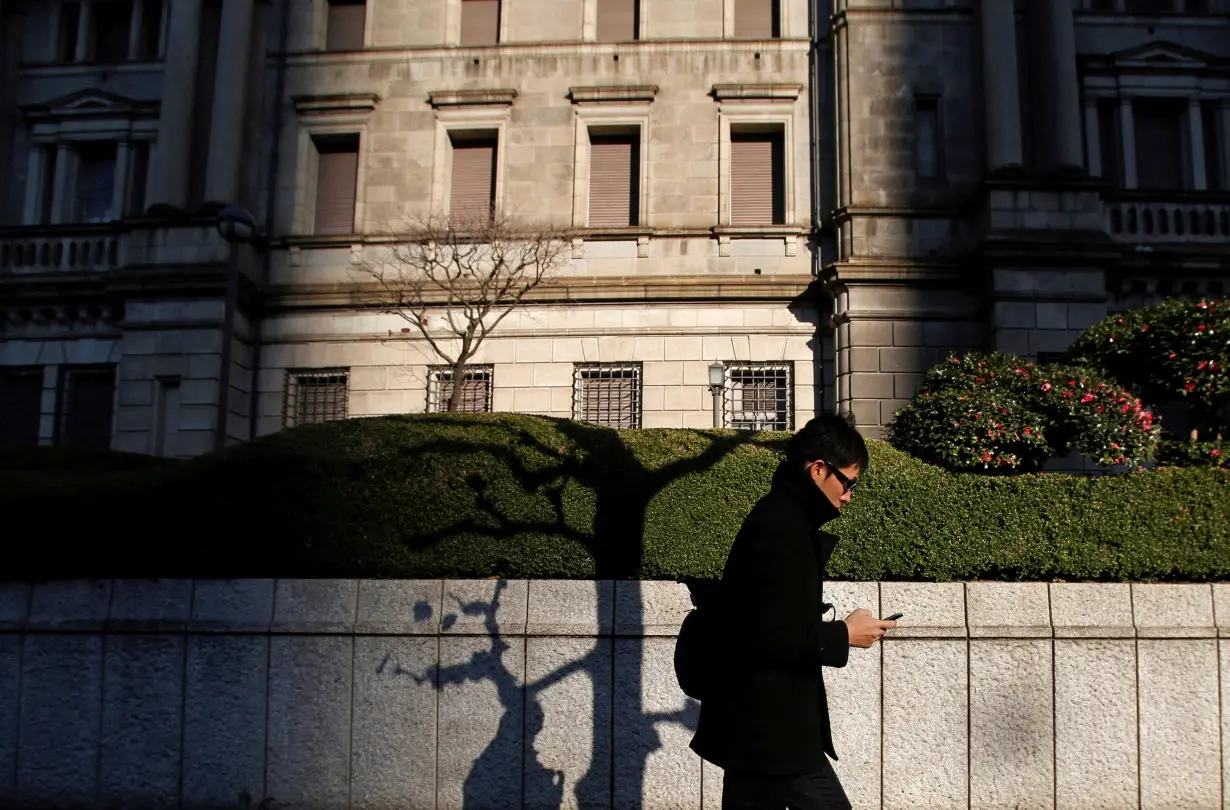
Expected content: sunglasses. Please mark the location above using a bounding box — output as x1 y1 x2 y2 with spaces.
817 459 859 493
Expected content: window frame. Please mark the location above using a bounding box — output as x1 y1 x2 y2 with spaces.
310 132 361 236
0 367 46 447
283 368 351 428
325 0 367 51
570 95 653 232
426 364 495 413
55 364 117 450
722 362 794 432
727 123 787 226
431 108 510 225
573 362 643 429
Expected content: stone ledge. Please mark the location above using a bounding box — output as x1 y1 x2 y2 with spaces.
3 579 1228 639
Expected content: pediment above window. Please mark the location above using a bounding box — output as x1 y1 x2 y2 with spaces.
22 89 158 124
1110 41 1212 72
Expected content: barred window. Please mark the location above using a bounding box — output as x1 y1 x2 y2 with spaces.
724 362 793 431
574 363 641 429
427 365 493 413
285 368 349 427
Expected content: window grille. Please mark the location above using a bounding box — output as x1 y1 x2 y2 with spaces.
285 368 350 427
724 362 793 431
574 363 641 429
427 365 493 413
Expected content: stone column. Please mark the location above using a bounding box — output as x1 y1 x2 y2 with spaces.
112 141 131 218
127 0 144 59
203 0 255 206
74 0 91 61
1221 102 1230 190
50 143 72 224
1030 0 1083 172
146 0 203 210
22 146 45 225
979 0 1023 171
1188 99 1206 191
1119 98 1137 189
1083 97 1101 177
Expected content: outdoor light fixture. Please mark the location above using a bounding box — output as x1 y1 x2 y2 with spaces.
708 362 725 428
215 205 266 248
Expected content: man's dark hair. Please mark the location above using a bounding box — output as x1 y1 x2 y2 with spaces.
785 411 869 471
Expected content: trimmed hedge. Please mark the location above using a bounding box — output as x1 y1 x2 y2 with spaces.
3 412 1229 582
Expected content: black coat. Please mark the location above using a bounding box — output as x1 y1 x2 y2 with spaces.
689 460 850 776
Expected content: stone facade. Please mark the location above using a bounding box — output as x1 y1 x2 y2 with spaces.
2 578 1230 809
0 0 1227 455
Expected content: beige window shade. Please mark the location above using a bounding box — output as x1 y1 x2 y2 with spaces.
597 0 637 41
326 1 366 51
461 0 500 45
314 139 359 235
730 131 784 225
450 139 497 225
589 134 638 228
735 0 777 38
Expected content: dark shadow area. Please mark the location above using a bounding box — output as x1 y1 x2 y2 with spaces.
395 580 700 809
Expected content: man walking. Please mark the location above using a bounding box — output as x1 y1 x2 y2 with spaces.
690 413 894 809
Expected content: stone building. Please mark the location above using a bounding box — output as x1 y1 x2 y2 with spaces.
0 0 1226 457
816 0 1230 439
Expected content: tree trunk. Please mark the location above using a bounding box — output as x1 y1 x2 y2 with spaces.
448 358 468 412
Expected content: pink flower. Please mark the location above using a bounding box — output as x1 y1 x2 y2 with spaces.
1198 325 1208 332
1169 353 1177 359
1199 302 1209 309
1213 449 1222 458
1081 394 1095 403
1185 382 1197 392
951 357 961 363
1110 442 1121 450
1068 380 1077 387
1122 403 1131 412
1040 382 1053 392
1014 367 1027 375
1141 324 1149 332
1198 361 1209 370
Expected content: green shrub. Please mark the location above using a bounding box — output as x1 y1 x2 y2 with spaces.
887 352 1161 473
3 413 1227 582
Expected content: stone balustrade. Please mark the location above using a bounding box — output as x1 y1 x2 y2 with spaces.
1107 196 1230 244
0 228 124 274
1 578 1227 809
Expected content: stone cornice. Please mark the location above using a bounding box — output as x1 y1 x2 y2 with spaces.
427 89 518 108
711 83 803 102
568 85 659 104
291 92 381 117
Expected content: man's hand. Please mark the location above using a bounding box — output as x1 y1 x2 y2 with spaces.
844 608 897 648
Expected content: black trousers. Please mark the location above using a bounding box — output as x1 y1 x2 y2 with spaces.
721 758 851 810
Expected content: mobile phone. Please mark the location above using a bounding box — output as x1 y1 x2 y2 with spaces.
884 612 904 621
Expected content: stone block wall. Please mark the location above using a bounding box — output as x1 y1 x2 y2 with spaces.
254 301 819 435
2 578 1228 809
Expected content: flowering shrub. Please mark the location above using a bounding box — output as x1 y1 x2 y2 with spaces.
1069 298 1229 425
887 352 1162 474
1157 439 1230 470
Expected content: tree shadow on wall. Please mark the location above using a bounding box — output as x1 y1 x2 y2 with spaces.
382 415 776 808
394 580 699 809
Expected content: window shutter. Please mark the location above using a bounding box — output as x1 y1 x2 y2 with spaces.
461 0 500 45
0 369 44 447
450 140 497 225
589 135 637 228
735 0 775 38
62 367 115 450
326 1 366 50
596 0 636 41
1133 100 1184 191
314 144 359 235
730 132 782 225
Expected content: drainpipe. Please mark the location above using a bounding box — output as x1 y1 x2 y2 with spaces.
250 0 291 442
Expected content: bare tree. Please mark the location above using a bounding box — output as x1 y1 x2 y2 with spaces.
358 212 571 412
